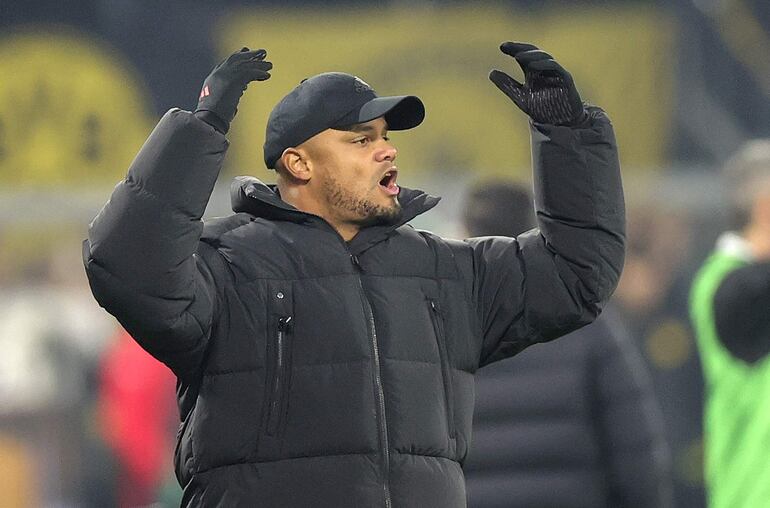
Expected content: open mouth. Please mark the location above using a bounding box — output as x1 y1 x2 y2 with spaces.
378 169 400 196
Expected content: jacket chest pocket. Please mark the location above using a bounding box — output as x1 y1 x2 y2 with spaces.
427 298 456 438
262 283 294 441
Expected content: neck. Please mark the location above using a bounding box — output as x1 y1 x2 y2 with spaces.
333 223 361 242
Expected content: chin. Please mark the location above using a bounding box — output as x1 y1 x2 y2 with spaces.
358 201 402 227
377 204 403 224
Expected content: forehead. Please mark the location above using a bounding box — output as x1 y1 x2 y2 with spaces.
302 117 389 154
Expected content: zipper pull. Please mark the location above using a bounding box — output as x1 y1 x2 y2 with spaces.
278 316 293 331
350 254 362 271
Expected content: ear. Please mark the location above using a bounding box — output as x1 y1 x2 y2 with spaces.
279 148 312 182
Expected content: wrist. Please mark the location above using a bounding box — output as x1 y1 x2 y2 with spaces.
194 109 229 134
562 108 590 128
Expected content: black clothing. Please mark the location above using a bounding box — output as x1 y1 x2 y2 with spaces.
83 106 624 507
714 261 770 364
464 310 672 508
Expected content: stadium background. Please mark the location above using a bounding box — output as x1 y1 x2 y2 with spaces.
0 0 768 506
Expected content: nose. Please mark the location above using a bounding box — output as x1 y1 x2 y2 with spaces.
376 141 397 162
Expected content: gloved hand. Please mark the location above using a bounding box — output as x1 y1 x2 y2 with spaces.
489 42 587 126
195 47 272 134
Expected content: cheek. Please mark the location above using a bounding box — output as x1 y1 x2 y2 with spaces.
318 150 376 195
342 162 375 192
344 176 371 199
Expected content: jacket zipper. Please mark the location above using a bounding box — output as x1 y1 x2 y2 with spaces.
428 300 455 438
267 315 292 436
296 215 393 508
351 254 392 508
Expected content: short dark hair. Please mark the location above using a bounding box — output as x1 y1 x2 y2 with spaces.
462 180 535 237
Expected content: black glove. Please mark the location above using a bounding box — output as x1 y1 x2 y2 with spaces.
489 42 586 126
195 47 272 134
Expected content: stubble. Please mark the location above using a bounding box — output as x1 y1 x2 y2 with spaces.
322 174 402 227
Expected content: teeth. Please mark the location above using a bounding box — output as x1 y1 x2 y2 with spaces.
380 170 396 187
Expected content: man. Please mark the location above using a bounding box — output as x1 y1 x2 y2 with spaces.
690 140 770 508
83 42 625 507
461 182 671 508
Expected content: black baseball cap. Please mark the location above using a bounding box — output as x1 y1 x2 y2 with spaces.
264 72 425 169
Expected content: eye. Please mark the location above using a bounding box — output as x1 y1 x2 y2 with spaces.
353 137 368 145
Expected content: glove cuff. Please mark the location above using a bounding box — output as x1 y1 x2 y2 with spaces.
560 107 590 128
194 109 230 135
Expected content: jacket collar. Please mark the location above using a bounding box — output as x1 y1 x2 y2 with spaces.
230 176 440 250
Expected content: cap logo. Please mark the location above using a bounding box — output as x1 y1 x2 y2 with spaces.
353 76 373 93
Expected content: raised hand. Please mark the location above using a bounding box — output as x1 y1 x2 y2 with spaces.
195 47 273 134
489 42 586 126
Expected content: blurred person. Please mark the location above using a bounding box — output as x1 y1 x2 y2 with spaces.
0 238 118 506
615 205 696 329
690 139 770 508
98 327 180 507
615 204 707 508
83 42 625 507
462 181 672 508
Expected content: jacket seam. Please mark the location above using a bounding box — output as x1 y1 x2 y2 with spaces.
385 357 456 369
194 450 457 476
205 218 261 241
202 367 259 377
195 451 380 475
230 272 460 284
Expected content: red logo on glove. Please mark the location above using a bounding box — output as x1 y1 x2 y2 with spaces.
199 85 210 99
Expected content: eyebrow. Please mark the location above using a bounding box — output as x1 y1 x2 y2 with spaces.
346 123 388 134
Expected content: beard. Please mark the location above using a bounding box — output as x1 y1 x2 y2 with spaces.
323 174 402 227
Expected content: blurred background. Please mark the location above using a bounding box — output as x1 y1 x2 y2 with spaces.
0 0 768 506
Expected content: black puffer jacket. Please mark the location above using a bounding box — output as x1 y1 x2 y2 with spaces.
83 107 624 507
464 309 672 508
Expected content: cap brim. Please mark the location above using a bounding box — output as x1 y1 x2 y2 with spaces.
357 95 425 130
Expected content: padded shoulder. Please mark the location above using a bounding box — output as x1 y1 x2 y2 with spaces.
413 229 463 280
201 213 253 245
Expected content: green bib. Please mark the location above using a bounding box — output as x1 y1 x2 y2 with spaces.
690 246 770 508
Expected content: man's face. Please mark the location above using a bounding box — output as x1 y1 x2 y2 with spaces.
302 116 402 228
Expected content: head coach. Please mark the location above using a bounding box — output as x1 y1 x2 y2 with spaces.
83 42 625 507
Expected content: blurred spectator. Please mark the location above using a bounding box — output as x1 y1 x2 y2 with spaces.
689 140 770 508
462 180 672 508
98 328 181 507
614 202 708 507
0 238 117 506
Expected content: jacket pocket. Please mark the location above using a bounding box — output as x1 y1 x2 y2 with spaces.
428 299 455 438
264 314 293 437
